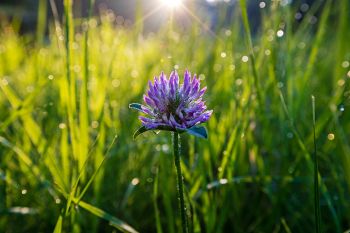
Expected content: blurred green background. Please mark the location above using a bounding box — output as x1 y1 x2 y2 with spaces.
0 0 349 232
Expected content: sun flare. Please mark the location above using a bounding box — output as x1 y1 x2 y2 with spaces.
161 0 183 8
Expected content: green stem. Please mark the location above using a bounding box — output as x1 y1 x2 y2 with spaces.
312 96 321 233
172 132 188 233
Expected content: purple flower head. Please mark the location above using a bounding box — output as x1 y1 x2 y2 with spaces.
130 70 212 134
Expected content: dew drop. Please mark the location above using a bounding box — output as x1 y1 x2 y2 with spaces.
339 105 345 112
265 49 271 56
131 178 140 186
276 30 284 37
242 56 249 63
21 189 27 195
48 75 54 80
295 12 303 20
59 123 66 129
220 52 227 58
219 179 228 184
327 133 335 141
259 1 266 8
225 29 232 36
342 61 349 68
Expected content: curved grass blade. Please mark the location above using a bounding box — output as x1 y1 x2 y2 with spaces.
75 199 138 233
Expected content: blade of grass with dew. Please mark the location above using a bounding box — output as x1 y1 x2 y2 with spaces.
312 96 321 233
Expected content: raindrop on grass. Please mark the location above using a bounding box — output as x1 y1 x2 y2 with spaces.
309 16 317 24
91 121 99 129
59 123 66 129
131 178 140 186
339 105 345 112
1 78 8 86
287 132 293 139
342 61 349 68
259 1 266 8
276 30 284 37
48 75 54 80
220 52 227 58
225 29 231 36
112 79 120 88
265 49 271 56
242 56 249 63
174 64 179 70
219 179 228 184
295 12 302 20
146 178 153 183
21 189 27 195
55 198 61 204
337 79 345 87
327 133 335 141
300 3 309 12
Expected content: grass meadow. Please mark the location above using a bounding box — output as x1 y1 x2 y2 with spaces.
0 0 350 232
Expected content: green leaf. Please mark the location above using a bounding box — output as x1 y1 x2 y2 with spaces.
129 103 142 111
186 126 208 139
76 199 138 233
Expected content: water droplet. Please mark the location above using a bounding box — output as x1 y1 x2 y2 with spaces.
146 177 153 183
230 64 235 70
277 82 284 88
295 12 303 20
174 64 179 70
309 16 317 24
287 132 293 139
162 144 169 152
21 189 27 195
55 198 61 204
1 77 9 86
242 56 249 62
342 61 349 68
26 86 34 93
220 52 227 58
235 79 243 86
225 29 232 36
339 105 345 112
199 74 206 80
59 123 66 129
131 178 140 186
259 1 266 8
265 49 271 56
219 179 228 184
112 79 120 88
218 167 223 172
91 121 99 129
337 79 345 87
131 70 139 78
48 75 54 80
327 133 335 141
276 30 284 37
347 70 350 78
300 3 309 12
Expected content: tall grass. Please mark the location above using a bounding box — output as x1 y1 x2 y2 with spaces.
0 0 349 232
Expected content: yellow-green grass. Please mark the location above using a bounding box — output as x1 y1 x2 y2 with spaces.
0 0 349 232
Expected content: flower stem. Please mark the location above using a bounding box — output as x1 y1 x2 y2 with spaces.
172 132 188 233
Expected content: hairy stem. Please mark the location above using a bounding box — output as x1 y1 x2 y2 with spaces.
172 132 188 233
